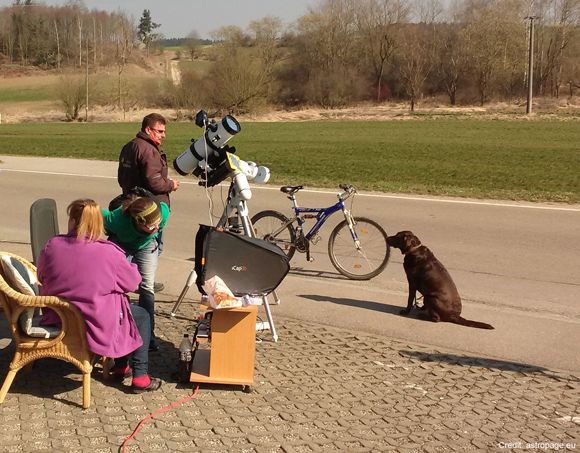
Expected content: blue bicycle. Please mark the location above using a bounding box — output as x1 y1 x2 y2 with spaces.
251 184 390 280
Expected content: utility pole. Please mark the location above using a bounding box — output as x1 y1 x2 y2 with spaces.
85 38 89 122
526 16 536 114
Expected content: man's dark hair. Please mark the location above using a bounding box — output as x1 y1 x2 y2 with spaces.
141 113 166 131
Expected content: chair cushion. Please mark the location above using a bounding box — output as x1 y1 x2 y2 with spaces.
0 255 39 296
0 255 60 339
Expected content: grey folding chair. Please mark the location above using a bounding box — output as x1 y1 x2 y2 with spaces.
30 199 59 264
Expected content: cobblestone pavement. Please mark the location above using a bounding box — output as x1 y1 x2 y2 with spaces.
1 299 579 452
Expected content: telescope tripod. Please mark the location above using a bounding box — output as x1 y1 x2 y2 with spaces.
170 196 280 342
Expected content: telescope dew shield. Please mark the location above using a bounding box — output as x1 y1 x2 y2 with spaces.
206 115 241 150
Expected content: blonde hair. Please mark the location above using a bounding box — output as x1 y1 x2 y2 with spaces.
67 199 104 242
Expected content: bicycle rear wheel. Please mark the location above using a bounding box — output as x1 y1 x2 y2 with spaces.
251 210 297 260
328 217 390 280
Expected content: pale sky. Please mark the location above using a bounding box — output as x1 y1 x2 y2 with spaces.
0 0 318 39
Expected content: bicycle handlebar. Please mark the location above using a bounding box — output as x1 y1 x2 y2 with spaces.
338 184 356 200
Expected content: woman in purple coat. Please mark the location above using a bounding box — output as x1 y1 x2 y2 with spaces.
38 199 161 393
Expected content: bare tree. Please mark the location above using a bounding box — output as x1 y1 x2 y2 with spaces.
113 14 135 118
434 22 468 105
77 13 83 67
535 0 580 97
172 69 204 116
413 0 444 22
54 18 61 69
11 3 31 65
355 0 410 102
459 1 527 105
249 15 283 69
211 25 250 49
205 19 284 113
248 15 284 100
397 24 436 110
0 10 15 62
289 0 364 107
205 51 270 113
57 72 85 120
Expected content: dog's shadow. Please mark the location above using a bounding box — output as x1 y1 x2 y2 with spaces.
299 294 402 315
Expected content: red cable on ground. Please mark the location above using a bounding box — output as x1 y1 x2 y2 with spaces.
121 385 200 453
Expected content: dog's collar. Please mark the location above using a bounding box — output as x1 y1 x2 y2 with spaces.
404 245 421 254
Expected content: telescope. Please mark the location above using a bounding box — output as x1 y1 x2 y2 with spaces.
173 110 270 189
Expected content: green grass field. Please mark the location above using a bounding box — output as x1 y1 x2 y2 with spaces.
1 119 579 202
0 72 167 106
0 75 61 103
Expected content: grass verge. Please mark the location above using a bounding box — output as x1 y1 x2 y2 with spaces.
0 119 578 202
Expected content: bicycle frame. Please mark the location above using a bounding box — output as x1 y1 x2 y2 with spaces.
291 196 358 243
294 204 338 239
258 187 362 252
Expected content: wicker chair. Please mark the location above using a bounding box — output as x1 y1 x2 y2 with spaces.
0 252 98 409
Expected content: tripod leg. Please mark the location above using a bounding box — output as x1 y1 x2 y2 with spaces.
238 200 280 341
270 289 281 305
261 295 278 342
170 269 197 317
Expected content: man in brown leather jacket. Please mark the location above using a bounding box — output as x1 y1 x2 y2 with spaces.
118 113 180 207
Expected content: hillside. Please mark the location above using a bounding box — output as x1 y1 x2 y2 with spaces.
1 51 580 124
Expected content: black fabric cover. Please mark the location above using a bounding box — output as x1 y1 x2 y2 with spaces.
194 225 289 296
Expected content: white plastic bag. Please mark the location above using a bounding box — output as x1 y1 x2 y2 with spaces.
202 275 242 309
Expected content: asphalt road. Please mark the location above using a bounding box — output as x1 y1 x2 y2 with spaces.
1 155 579 373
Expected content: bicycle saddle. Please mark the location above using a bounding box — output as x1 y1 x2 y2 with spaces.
280 185 303 195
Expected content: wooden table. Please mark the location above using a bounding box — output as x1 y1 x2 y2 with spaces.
190 305 257 391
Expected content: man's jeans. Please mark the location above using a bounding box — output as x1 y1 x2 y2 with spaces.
128 239 159 347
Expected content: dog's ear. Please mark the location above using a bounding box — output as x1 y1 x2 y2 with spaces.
409 235 421 248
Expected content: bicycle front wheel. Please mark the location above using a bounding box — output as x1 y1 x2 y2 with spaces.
328 217 390 280
251 210 297 260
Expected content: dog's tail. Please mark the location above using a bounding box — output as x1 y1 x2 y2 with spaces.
450 316 494 330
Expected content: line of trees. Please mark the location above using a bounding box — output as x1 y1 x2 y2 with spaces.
1 0 579 114
0 0 137 69
193 0 579 112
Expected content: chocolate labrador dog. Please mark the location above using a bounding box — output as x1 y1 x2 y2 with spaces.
387 231 494 329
